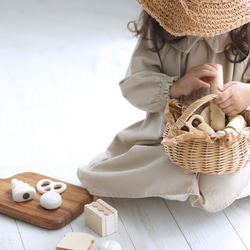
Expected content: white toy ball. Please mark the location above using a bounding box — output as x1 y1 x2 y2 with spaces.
40 191 62 210
99 240 122 250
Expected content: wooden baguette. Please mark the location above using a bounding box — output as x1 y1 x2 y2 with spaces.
210 64 225 131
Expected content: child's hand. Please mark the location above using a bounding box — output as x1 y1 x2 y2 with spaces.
170 63 218 99
212 82 250 117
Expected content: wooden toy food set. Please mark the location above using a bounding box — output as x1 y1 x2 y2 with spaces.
0 172 121 249
162 65 250 175
0 172 92 229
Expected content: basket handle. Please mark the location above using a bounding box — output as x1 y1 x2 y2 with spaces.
172 94 217 130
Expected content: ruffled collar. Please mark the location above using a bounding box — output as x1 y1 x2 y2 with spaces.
170 32 231 54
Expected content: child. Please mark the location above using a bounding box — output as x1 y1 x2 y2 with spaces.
78 0 250 212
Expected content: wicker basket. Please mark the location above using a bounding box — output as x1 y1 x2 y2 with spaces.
162 94 250 175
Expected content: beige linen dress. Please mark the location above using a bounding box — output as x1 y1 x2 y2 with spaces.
78 32 250 212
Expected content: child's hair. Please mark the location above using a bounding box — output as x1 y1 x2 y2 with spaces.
128 10 250 63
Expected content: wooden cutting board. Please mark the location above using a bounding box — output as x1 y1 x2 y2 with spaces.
0 172 93 229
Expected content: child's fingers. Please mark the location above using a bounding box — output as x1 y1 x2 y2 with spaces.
190 64 218 79
212 91 229 105
219 82 235 91
213 82 235 104
217 81 240 95
206 63 219 70
220 104 238 117
216 97 231 109
199 79 210 88
197 65 218 79
217 85 224 92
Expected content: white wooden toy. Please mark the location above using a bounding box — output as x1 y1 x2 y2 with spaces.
99 240 122 250
85 199 118 237
56 232 95 250
11 179 36 202
40 191 62 210
36 179 67 194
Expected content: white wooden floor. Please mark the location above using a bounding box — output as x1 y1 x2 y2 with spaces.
0 1 250 249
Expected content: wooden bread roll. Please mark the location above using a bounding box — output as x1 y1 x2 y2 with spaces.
225 115 247 131
210 64 225 131
224 127 236 133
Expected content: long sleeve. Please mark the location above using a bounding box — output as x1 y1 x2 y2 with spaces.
119 38 179 112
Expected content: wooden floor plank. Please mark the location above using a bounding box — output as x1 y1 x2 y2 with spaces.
114 198 191 250
0 214 24 250
17 220 72 250
166 200 247 250
223 197 250 249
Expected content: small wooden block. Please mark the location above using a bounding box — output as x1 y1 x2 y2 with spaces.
56 232 95 250
85 199 118 237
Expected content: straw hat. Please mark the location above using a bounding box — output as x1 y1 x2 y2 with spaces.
136 0 250 37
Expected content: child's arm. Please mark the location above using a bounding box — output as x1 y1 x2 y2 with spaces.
212 81 250 117
119 39 179 112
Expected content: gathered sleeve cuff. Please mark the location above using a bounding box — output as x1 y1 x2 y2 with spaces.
119 38 179 112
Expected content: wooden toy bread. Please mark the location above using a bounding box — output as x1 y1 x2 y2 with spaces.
209 64 225 131
85 199 118 237
56 232 95 250
11 179 36 202
225 115 247 132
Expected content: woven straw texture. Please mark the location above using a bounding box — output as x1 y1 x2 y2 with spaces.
137 0 250 37
163 95 250 175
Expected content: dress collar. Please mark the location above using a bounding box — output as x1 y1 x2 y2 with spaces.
170 32 231 54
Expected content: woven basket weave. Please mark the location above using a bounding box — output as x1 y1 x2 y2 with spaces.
163 94 250 175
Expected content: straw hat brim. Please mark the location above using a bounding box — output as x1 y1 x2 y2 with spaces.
137 0 250 37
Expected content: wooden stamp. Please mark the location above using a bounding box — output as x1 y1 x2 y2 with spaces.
84 199 118 237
